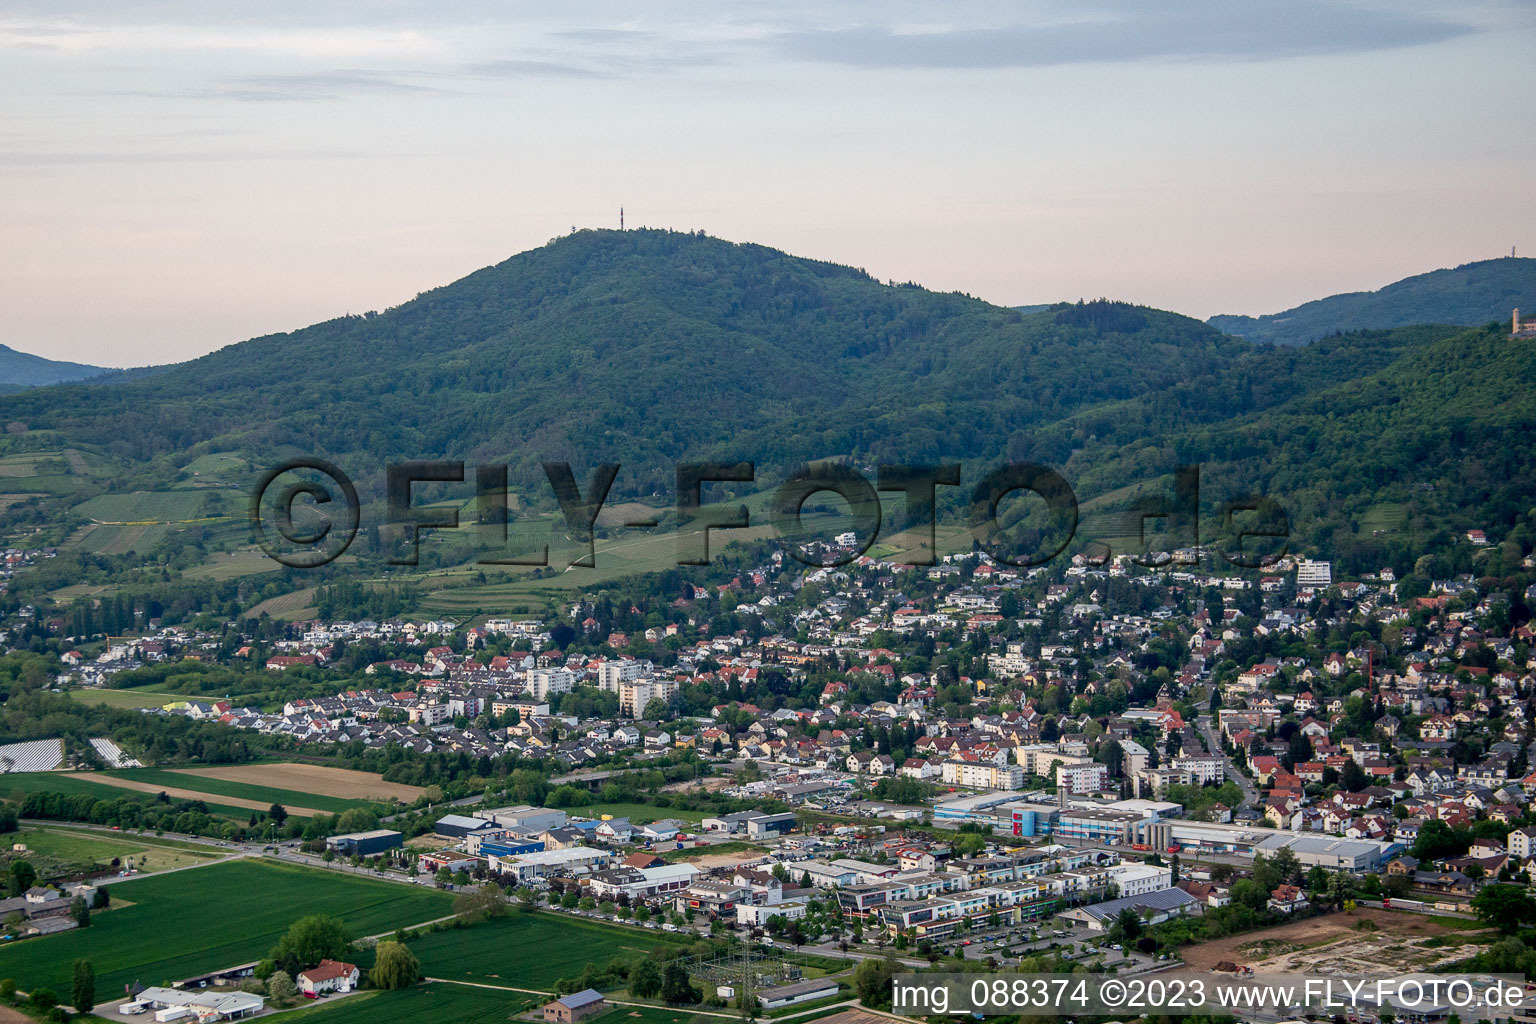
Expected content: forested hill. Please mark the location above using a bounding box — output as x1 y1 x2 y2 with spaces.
0 343 110 391
0 228 1253 497
1208 256 1536 346
1063 323 1536 574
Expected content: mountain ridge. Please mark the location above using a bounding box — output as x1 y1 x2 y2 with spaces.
1207 256 1536 346
0 343 112 392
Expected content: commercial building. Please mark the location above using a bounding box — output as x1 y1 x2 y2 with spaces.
325 829 402 857
588 862 699 900
745 812 799 838
434 814 502 839
484 806 568 832
1057 887 1201 931
123 988 265 1022
1056 807 1143 844
1254 833 1394 871
736 897 808 926
489 845 613 882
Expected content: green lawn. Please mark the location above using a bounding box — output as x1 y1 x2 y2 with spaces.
67 688 205 710
7 826 219 876
574 804 708 825
102 767 379 816
0 859 452 998
388 911 691 990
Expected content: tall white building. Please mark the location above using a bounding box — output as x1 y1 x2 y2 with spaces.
619 677 680 718
526 667 575 700
598 658 647 692
1296 560 1332 587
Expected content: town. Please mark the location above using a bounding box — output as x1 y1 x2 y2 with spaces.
1 531 1535 1023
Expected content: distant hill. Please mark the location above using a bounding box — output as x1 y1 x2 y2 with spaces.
0 229 1254 496
1 230 1531 578
1207 256 1536 346
0 344 110 391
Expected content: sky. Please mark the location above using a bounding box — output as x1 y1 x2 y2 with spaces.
3 1 1535 367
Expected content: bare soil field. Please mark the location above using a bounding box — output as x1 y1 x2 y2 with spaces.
75 773 327 816
1180 909 1490 973
170 763 427 802
676 848 769 869
660 777 734 793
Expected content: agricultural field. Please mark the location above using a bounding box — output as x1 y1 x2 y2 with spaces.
1 771 268 820
4 825 221 876
55 763 423 818
94 767 373 816
74 522 170 554
0 858 453 998
246 586 320 620
184 547 287 581
392 911 691 990
180 452 251 482
0 449 96 493
172 763 426 803
283 982 626 1024
69 773 332 817
73 490 213 524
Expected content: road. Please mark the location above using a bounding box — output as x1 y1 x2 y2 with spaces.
1197 713 1259 809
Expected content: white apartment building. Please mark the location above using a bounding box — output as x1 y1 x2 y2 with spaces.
1296 560 1332 587
1056 761 1110 795
598 658 648 692
526 668 575 700
1107 862 1174 897
1173 754 1227 786
941 760 1025 791
619 677 680 718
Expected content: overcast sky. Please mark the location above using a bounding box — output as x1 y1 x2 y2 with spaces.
3 1 1534 367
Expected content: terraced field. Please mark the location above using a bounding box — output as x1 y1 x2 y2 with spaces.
73 489 211 523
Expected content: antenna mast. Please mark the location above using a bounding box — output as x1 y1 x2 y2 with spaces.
620 207 625 231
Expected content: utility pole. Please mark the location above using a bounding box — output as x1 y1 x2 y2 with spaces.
739 940 755 1024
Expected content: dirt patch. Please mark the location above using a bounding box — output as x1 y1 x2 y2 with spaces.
1180 909 1486 973
72 774 327 816
170 763 426 802
0 1004 34 1024
676 848 769 869
660 777 733 794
